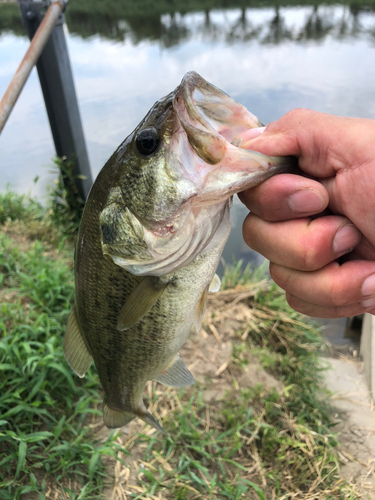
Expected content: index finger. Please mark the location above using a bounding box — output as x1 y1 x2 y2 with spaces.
238 173 328 222
240 108 375 179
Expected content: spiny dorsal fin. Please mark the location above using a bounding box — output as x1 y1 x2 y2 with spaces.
63 305 93 378
117 276 169 331
209 273 221 292
155 354 195 387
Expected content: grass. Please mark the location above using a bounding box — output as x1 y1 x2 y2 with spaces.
46 156 86 238
109 272 359 499
0 188 43 226
0 195 127 499
0 190 362 499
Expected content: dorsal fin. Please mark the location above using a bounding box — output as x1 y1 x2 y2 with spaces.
63 305 93 378
117 277 169 331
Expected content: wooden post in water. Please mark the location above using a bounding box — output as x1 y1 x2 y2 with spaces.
18 0 93 200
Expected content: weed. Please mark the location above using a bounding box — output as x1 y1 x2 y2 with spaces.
0 194 360 499
107 265 359 499
47 156 85 237
0 231 126 499
0 186 43 225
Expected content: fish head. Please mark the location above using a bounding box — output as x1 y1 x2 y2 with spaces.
100 72 296 276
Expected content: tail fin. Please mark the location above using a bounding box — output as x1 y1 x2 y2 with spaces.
141 409 167 436
103 403 134 429
102 400 167 436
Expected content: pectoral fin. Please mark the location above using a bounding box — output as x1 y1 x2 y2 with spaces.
209 273 221 293
194 286 209 332
155 354 195 387
63 305 93 378
117 277 169 331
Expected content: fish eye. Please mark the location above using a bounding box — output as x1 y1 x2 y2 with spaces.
135 128 160 156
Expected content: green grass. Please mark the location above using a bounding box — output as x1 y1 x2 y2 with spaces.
0 223 126 499
0 187 43 226
46 156 86 238
114 273 359 499
0 190 360 499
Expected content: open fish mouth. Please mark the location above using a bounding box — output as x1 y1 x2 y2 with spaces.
100 72 296 277
174 71 263 159
172 71 295 204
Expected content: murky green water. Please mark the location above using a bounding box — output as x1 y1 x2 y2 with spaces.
1 1 375 269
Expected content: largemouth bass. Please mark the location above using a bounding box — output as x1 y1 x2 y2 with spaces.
63 72 295 433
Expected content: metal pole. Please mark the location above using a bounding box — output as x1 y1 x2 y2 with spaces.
0 0 64 133
20 0 93 199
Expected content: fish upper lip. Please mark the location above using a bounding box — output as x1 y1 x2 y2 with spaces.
173 71 212 132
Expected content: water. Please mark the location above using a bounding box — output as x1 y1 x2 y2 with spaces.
1 2 375 344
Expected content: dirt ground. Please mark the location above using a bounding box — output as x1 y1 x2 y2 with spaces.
105 290 375 499
323 356 375 499
105 292 285 499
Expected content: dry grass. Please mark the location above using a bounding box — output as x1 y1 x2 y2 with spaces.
95 281 362 500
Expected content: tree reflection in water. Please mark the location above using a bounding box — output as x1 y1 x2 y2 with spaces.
63 3 375 47
1 2 375 46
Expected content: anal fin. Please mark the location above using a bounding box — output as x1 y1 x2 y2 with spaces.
155 354 195 387
63 305 93 378
117 276 169 331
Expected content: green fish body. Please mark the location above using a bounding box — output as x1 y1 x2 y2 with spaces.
64 72 296 432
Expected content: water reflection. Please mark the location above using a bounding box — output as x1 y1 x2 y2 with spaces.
64 5 375 47
2 3 375 45
1 3 375 210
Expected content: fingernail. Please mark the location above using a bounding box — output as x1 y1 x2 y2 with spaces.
333 224 361 255
287 189 326 214
362 296 375 309
362 273 375 297
235 127 266 147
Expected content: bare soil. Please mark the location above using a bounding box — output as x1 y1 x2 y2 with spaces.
324 357 375 499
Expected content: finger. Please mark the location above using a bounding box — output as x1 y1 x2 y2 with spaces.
270 260 375 308
286 293 375 319
241 108 375 178
233 127 265 143
243 214 362 271
238 173 328 221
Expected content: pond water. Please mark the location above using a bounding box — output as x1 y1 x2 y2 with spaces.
1 2 375 274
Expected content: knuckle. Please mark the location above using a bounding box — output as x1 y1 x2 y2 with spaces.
328 280 348 307
275 108 312 130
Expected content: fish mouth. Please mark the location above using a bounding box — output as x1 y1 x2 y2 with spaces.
173 71 263 169
103 72 297 277
175 71 263 147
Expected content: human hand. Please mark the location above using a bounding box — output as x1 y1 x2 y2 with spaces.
239 109 375 318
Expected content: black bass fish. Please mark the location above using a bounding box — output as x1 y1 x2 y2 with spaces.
63 72 295 433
